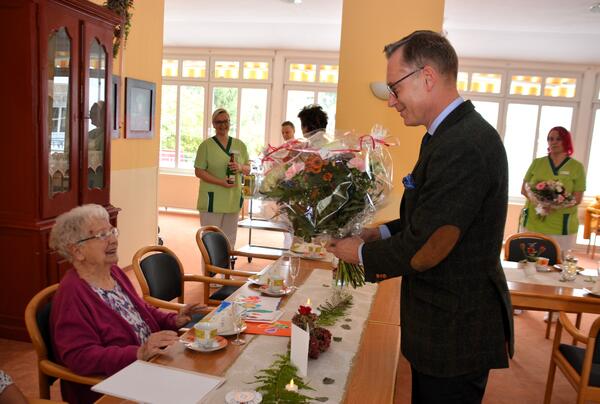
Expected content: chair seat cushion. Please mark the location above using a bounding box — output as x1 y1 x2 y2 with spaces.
559 344 600 386
183 312 206 329
209 285 240 301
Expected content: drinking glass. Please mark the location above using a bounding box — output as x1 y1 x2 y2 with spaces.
289 256 301 290
231 301 246 346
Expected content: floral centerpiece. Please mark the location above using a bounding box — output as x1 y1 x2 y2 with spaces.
291 305 332 359
519 242 546 263
525 180 575 218
258 127 393 288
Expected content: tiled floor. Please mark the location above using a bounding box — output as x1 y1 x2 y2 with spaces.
1 210 598 403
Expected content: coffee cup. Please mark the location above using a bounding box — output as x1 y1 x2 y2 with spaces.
537 257 549 267
268 275 284 293
194 321 218 347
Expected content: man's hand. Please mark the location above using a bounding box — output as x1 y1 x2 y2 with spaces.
136 330 179 360
175 303 208 328
360 227 381 242
325 236 362 264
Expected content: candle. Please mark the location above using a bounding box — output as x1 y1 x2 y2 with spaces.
285 378 298 392
306 298 311 307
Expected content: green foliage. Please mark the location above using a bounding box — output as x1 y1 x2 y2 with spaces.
252 353 314 403
335 260 366 288
104 0 134 58
316 293 353 326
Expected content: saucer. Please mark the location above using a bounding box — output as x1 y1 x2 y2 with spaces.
181 335 228 352
258 285 292 297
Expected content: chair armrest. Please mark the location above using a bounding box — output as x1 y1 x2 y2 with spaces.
205 265 254 278
184 273 245 287
143 296 185 311
558 312 588 344
39 360 103 385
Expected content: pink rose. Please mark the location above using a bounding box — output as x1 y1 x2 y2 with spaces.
348 157 366 172
536 183 545 190
557 195 565 203
284 162 304 180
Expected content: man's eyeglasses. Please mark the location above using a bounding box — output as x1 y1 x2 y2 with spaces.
387 66 424 99
214 119 230 125
77 227 119 244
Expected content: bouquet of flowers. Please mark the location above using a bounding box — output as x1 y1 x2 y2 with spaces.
257 126 394 288
519 242 546 262
525 180 575 217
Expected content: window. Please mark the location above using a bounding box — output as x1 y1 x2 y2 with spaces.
284 60 338 134
587 77 600 196
159 56 271 169
458 67 580 199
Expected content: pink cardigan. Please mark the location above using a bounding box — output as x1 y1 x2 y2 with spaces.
50 265 178 403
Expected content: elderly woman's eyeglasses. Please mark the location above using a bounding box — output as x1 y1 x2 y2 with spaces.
77 227 119 244
213 119 230 125
387 66 424 99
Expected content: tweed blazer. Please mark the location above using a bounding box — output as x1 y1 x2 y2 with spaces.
362 100 514 377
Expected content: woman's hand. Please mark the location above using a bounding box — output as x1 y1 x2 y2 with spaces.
136 330 179 361
228 161 241 173
175 303 209 328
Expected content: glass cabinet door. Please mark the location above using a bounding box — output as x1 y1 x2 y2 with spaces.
47 28 71 197
87 39 106 190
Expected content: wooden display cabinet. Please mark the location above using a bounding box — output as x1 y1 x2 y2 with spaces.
0 0 121 340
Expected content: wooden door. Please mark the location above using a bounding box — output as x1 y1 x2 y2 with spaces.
80 18 113 205
39 0 81 218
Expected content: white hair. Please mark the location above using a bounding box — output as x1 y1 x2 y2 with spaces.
49 204 109 261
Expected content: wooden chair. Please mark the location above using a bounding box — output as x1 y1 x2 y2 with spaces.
196 226 276 305
504 231 582 340
132 245 244 312
544 312 600 404
24 284 103 399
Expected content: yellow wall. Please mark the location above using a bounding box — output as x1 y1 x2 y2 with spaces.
91 0 165 266
336 0 445 223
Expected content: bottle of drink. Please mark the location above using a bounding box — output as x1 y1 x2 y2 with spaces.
226 153 235 184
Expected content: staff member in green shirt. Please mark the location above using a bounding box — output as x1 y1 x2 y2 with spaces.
194 108 250 248
521 126 586 253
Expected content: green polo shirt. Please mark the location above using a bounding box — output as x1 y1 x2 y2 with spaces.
523 156 586 235
194 136 249 213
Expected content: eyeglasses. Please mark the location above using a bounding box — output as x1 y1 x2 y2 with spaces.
387 66 424 99
77 227 119 244
214 119 230 125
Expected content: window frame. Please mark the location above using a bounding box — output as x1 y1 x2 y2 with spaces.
159 54 273 173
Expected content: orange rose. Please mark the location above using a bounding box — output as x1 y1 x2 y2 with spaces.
322 172 333 181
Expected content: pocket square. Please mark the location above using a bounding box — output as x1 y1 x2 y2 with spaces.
402 173 416 189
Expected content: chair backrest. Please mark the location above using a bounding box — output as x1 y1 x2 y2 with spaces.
196 226 231 273
504 232 561 265
25 284 59 373
133 246 184 303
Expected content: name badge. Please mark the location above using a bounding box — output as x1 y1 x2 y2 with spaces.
559 170 570 175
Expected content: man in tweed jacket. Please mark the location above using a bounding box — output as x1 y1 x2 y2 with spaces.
327 31 514 403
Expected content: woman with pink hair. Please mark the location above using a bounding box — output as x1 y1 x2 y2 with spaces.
521 126 586 253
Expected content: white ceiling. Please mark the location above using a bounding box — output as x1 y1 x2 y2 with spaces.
163 0 600 64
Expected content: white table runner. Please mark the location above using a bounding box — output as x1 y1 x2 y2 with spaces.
203 268 378 403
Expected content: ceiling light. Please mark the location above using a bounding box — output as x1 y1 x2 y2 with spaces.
284 0 302 4
590 2 600 13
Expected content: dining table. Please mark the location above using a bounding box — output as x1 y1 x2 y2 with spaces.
503 260 600 314
96 257 401 404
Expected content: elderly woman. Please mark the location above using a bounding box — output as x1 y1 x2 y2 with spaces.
49 204 206 404
194 108 250 248
521 126 586 253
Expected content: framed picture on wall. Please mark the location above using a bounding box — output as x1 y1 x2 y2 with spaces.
125 77 156 139
110 74 120 139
